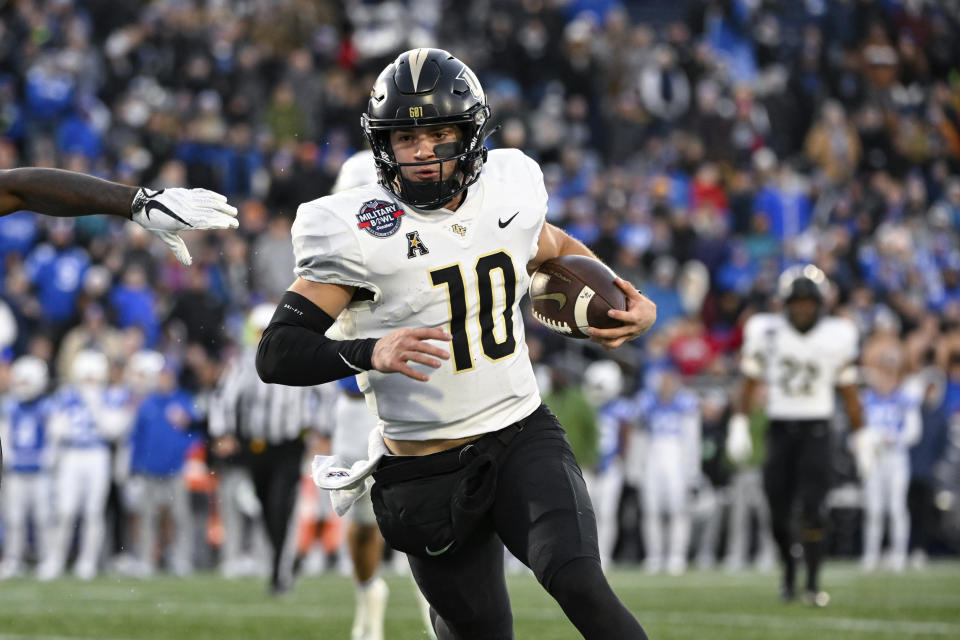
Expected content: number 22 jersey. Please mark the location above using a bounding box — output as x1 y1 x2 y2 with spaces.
292 149 547 441
740 312 859 420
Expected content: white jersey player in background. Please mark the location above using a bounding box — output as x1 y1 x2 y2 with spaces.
636 366 701 575
0 356 54 579
582 360 632 568
41 350 113 580
727 264 863 606
256 49 656 639
325 148 435 640
859 346 921 572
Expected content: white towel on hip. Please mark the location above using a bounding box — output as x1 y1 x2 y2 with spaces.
312 427 389 516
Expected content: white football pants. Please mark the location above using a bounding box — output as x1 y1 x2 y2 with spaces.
642 439 690 572
1 472 53 575
863 450 911 570
45 447 111 578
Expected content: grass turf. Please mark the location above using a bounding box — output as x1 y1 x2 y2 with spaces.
1 561 958 639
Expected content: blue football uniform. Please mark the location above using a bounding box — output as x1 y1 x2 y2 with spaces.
3 397 52 473
50 388 106 449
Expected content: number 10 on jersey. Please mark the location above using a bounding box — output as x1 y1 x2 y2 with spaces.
430 250 518 372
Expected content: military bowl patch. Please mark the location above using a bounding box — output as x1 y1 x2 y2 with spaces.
356 199 404 238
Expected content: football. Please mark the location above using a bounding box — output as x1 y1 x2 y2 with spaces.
529 255 626 339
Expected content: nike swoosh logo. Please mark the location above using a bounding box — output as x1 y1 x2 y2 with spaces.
533 292 567 309
339 353 363 373
424 540 456 557
498 211 520 228
145 200 192 228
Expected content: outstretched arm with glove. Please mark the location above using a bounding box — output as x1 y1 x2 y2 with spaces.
0 168 238 265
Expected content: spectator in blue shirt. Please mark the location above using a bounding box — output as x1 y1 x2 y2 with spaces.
716 242 757 296
24 56 75 129
0 211 38 260
643 256 686 329
24 218 89 331
753 164 813 242
109 264 159 348
127 360 199 576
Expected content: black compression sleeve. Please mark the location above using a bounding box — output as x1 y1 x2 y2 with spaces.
255 291 378 386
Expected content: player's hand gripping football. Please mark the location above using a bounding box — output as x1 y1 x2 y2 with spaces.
371 327 452 382
130 187 239 265
587 278 657 350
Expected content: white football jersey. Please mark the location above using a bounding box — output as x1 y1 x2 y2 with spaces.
332 150 377 193
292 149 547 441
740 313 858 420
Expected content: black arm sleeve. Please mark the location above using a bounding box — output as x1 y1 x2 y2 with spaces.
255 291 378 386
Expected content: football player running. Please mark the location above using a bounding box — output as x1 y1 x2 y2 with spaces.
257 49 655 639
727 265 863 606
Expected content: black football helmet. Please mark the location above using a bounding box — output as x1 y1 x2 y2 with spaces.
778 264 828 332
361 48 491 209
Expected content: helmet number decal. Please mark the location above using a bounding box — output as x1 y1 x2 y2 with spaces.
409 106 424 118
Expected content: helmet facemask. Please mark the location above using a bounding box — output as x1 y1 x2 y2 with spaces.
777 265 828 333
785 295 821 333
363 104 490 210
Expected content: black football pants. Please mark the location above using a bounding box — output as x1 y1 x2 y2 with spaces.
403 404 647 640
246 439 304 589
763 419 832 593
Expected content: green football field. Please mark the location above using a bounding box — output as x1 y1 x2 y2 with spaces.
1 562 959 639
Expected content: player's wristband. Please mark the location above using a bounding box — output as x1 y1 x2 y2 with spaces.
256 290 377 386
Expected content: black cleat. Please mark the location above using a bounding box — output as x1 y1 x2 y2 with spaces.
780 584 796 603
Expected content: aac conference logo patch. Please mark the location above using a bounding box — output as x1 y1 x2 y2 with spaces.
356 199 404 238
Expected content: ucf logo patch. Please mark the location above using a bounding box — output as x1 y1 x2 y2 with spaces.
406 230 429 259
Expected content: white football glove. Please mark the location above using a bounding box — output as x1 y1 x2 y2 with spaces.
851 428 879 478
131 187 239 265
725 413 753 465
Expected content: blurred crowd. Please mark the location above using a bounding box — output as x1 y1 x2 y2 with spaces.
2 0 960 578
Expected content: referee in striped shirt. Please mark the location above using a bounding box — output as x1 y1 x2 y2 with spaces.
210 304 330 594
